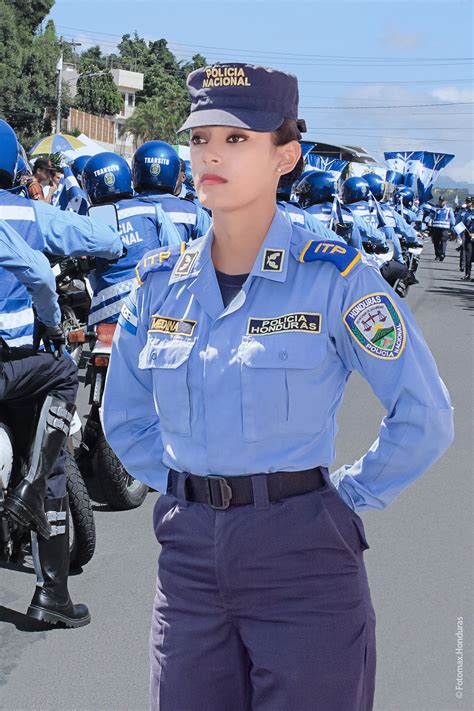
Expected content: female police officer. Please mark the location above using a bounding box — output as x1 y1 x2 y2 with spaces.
103 64 453 711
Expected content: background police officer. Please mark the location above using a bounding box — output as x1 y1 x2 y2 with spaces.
0 219 89 627
132 140 211 241
82 151 182 328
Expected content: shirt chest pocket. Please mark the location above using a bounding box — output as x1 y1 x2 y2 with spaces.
239 335 329 443
139 336 196 436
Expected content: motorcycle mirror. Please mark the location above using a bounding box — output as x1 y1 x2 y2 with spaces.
87 203 120 230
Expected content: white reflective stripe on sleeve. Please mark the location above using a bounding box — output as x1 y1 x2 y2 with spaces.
0 307 34 329
166 212 197 225
90 278 137 309
88 300 124 326
117 206 156 219
0 206 36 221
315 213 331 222
7 334 33 347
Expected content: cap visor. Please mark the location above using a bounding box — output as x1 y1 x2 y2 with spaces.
178 108 284 133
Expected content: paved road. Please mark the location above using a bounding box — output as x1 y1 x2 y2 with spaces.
1 240 472 711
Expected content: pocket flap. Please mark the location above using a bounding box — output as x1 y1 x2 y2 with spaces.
239 335 327 370
139 336 196 370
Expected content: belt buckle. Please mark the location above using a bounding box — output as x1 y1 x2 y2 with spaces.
206 476 232 510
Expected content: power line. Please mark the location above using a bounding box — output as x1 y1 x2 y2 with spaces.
300 102 474 109
54 26 474 62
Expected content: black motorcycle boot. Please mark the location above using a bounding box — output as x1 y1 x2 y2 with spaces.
4 396 75 540
27 494 91 628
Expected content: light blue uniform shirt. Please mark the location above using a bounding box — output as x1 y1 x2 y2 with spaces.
0 219 60 327
103 210 453 513
277 200 345 242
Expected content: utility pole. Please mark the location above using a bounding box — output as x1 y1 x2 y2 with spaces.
56 36 81 133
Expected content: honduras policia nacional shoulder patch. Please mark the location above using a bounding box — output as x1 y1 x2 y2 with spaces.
247 312 321 336
298 239 361 276
343 292 406 360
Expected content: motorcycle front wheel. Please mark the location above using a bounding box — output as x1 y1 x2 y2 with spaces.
96 432 148 510
66 449 96 569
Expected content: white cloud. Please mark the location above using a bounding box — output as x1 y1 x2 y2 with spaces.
380 22 422 50
431 86 474 103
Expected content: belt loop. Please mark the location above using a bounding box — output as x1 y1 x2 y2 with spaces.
176 472 189 510
251 474 270 510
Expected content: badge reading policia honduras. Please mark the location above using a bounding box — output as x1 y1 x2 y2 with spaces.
344 292 406 360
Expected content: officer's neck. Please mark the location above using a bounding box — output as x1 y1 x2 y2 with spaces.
211 200 276 275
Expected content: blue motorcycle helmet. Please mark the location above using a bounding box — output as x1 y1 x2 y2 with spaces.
363 173 386 201
70 154 92 185
393 187 415 209
132 141 181 194
0 119 19 189
82 152 133 205
341 176 370 205
295 170 337 208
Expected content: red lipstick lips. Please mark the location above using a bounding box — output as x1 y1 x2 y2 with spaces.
200 174 228 185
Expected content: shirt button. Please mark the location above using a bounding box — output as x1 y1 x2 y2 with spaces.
279 350 288 361
151 351 157 360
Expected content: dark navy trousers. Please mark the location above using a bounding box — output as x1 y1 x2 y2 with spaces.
150 469 376 710
0 347 78 498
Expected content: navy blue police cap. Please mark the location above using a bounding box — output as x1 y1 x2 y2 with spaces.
178 63 299 133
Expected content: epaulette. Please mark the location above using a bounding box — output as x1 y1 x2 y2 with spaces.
297 239 362 277
135 243 185 286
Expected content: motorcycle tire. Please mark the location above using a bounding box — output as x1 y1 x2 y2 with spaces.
66 449 96 569
96 432 148 510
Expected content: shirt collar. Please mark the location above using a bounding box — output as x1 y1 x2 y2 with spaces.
169 208 292 286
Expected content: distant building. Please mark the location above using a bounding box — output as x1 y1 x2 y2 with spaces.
63 63 144 159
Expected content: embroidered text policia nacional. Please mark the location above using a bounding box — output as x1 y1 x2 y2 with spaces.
247 313 321 336
201 66 252 88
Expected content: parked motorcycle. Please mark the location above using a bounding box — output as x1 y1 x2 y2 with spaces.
71 323 148 510
0 406 95 570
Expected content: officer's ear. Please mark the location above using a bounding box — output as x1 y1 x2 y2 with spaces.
276 140 301 177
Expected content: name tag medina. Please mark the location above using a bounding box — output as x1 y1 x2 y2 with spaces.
149 315 197 337
247 312 321 336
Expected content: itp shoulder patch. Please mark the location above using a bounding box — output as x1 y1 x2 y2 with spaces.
343 292 406 360
299 239 361 277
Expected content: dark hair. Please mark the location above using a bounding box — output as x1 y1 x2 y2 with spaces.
33 157 51 173
179 158 186 173
272 118 303 187
271 118 302 146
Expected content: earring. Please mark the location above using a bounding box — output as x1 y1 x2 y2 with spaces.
277 167 282 173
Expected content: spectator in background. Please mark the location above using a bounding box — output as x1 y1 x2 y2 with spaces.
27 157 58 203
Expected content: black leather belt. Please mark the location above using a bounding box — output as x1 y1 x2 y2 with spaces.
167 467 326 510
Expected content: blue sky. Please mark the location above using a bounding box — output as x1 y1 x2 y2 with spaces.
49 0 473 183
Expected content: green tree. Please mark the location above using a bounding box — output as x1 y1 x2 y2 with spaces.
0 2 60 146
125 95 188 145
76 61 122 116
